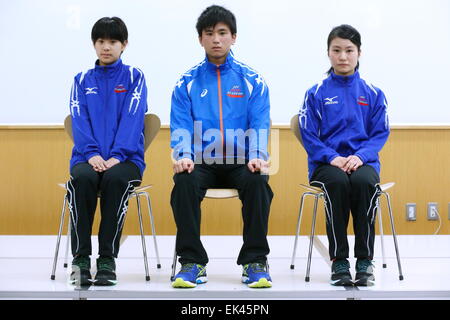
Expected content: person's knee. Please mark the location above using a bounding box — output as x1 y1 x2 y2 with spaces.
70 166 98 187
350 168 378 189
242 172 269 191
315 170 349 190
173 171 197 187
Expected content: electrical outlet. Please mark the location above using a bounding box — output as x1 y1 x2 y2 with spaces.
427 202 438 221
406 203 416 221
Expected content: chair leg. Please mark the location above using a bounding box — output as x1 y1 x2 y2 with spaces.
305 195 319 282
290 193 308 269
136 194 150 281
51 195 68 280
376 197 387 268
64 214 71 268
142 191 161 269
383 192 404 280
170 247 178 281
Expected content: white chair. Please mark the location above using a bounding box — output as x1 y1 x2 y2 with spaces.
51 114 162 282
289 115 404 282
170 188 238 281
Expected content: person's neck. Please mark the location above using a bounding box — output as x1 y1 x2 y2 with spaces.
208 56 226 66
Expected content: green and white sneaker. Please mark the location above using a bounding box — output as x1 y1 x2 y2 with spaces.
93 256 117 286
354 259 375 286
69 255 92 286
330 259 353 286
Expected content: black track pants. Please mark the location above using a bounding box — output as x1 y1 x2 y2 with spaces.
170 164 274 266
67 162 141 258
310 164 380 260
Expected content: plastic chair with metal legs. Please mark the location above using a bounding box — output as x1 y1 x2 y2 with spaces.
51 114 162 282
289 114 404 282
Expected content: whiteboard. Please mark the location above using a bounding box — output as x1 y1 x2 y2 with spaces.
1 0 449 125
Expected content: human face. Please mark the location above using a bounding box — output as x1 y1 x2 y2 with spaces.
94 38 127 66
199 22 236 65
328 37 360 76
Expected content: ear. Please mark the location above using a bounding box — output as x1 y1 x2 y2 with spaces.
231 33 237 45
198 36 204 47
121 40 128 52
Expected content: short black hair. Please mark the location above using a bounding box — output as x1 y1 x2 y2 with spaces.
196 5 237 36
91 17 128 44
327 24 362 74
327 24 361 52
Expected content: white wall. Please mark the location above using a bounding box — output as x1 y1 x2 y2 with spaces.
1 0 449 125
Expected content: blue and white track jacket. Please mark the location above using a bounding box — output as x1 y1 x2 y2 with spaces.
170 51 270 163
299 71 390 179
69 59 148 174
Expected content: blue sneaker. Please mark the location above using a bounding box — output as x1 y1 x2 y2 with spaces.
242 262 272 288
172 263 207 288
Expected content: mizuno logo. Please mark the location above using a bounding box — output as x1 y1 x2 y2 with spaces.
324 96 338 105
201 89 208 98
85 87 98 95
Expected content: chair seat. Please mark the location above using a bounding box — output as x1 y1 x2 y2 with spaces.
379 182 395 192
299 184 323 194
205 188 239 199
58 183 153 195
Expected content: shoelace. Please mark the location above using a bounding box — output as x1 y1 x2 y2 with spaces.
73 257 90 269
246 263 267 273
333 260 349 274
356 259 374 273
97 257 115 272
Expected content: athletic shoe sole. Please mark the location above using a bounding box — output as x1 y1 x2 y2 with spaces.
68 278 92 286
354 276 375 286
244 277 272 288
172 276 207 288
92 279 118 286
330 277 354 286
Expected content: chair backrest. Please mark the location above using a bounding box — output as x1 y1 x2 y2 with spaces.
290 114 303 146
63 114 161 152
143 114 161 151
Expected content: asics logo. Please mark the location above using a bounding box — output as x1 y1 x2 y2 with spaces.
85 87 98 95
201 89 208 98
324 96 338 105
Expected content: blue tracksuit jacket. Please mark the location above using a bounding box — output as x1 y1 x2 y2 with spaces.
299 70 390 179
69 59 148 174
170 51 270 163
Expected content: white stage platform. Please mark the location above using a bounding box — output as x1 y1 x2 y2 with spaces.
0 235 449 300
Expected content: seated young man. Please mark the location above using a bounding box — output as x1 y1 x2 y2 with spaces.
170 5 273 288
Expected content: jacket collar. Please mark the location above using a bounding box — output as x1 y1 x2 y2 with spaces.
204 50 235 73
330 69 360 85
94 58 123 78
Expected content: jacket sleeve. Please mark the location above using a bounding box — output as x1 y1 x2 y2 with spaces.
170 76 195 161
247 74 270 161
355 89 390 163
109 69 148 162
299 89 340 164
70 75 101 161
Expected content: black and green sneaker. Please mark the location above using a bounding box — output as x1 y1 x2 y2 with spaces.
93 256 117 286
70 255 92 286
330 259 353 286
354 258 375 286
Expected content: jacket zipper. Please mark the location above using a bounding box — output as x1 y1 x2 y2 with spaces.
216 67 225 156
